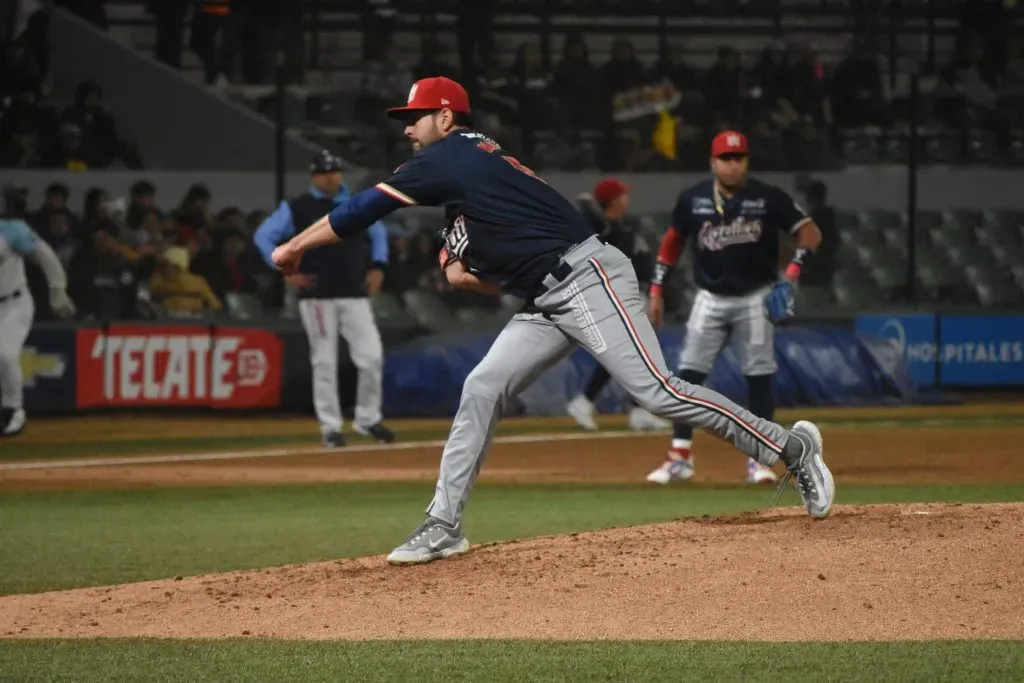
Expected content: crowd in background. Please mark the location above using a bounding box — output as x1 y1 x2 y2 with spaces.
3 178 500 323
0 10 142 171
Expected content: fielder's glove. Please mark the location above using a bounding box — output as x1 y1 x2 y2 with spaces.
49 286 76 318
763 281 795 323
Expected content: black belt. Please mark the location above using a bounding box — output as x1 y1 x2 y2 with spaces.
0 289 22 304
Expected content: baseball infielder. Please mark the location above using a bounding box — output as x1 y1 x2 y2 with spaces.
270 77 835 565
0 188 75 437
254 150 396 447
646 131 823 485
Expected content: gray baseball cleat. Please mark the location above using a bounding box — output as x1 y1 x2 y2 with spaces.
387 517 471 566
777 420 835 519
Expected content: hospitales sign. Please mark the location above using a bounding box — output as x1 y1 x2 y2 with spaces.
76 326 282 408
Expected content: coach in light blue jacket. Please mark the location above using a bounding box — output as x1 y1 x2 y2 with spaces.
254 150 396 448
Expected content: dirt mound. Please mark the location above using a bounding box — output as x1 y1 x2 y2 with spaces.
2 503 1022 641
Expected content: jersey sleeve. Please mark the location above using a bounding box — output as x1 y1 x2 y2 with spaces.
771 187 813 234
0 219 40 256
328 150 453 239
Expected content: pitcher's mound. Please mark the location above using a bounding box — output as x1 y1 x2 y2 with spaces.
2 503 1022 641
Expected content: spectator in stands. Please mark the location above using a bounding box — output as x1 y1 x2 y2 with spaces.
60 80 137 168
831 38 888 128
508 41 561 153
44 121 89 170
474 41 517 135
30 182 77 235
603 39 647 95
191 228 258 302
553 32 609 128
0 37 42 100
148 0 188 69
177 183 213 226
148 246 222 317
39 209 78 271
68 221 139 320
751 40 790 107
127 179 159 230
382 226 427 296
798 181 837 287
413 36 459 82
787 43 830 126
190 0 236 86
457 0 494 101
652 40 704 112
81 186 110 233
123 206 164 251
704 47 746 129
0 117 42 168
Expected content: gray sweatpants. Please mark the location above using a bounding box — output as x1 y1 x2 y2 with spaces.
426 236 794 526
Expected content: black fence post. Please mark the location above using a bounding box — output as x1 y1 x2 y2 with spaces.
274 27 286 206
906 73 919 304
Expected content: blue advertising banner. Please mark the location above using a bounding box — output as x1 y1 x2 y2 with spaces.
939 315 1024 385
856 313 1024 387
20 328 77 412
855 314 938 386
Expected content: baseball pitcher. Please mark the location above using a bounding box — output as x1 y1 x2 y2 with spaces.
646 131 823 485
270 78 835 566
254 151 396 447
0 189 75 437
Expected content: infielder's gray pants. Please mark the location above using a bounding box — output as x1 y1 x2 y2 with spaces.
426 236 794 526
0 292 34 410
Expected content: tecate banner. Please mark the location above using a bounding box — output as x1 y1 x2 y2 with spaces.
856 313 1024 387
76 326 283 408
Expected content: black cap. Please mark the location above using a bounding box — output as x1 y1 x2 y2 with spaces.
310 149 344 174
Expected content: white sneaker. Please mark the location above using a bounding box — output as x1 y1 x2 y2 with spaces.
646 454 695 484
628 407 670 431
746 459 778 484
566 395 598 431
1 408 26 437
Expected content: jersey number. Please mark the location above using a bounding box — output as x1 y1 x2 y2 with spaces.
476 142 547 184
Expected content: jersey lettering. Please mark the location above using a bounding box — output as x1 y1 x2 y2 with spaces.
475 142 547 185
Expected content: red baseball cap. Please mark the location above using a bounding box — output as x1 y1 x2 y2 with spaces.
386 77 471 119
594 178 631 206
711 130 749 157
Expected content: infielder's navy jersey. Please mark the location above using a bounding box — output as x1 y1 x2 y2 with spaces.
328 130 595 298
666 178 810 295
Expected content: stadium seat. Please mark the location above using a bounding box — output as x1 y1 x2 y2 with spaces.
965 129 1000 164
832 274 881 309
859 209 903 232
912 210 944 232
945 245 996 269
943 209 983 230
929 225 974 251
921 130 962 165
798 285 833 311
981 209 1024 231
988 243 1024 267
371 292 417 327
401 290 456 333
972 273 1022 308
836 210 860 232
839 128 882 164
224 293 263 320
973 223 1020 250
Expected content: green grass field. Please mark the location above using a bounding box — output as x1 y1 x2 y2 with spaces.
2 411 1023 681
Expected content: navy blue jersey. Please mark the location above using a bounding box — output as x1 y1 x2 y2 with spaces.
665 178 810 296
328 130 595 298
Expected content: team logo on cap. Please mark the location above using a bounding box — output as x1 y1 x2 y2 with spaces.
408 84 418 103
726 134 741 147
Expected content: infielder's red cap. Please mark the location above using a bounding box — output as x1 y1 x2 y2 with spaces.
593 178 631 206
386 77 471 119
711 130 749 157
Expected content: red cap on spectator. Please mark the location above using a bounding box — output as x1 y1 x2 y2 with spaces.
711 130 749 157
594 178 631 206
386 77 471 119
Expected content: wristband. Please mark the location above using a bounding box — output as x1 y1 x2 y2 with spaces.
650 283 664 297
786 248 814 280
438 246 459 271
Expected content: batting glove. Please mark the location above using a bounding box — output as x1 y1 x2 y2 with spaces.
763 281 795 323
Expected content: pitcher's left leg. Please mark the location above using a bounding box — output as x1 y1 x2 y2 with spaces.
734 287 780 484
550 249 833 518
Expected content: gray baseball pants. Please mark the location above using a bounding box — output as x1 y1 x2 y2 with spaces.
426 235 794 526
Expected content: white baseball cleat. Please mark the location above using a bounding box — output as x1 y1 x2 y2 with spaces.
646 454 695 484
1 408 26 437
628 407 671 431
778 420 835 519
746 459 778 484
566 395 598 431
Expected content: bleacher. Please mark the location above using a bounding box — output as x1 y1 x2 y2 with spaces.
98 0 1024 171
